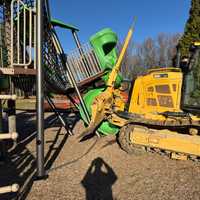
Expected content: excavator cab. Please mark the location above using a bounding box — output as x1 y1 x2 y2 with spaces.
181 42 200 114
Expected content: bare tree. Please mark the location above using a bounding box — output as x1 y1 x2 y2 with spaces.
120 33 181 80
156 33 181 67
137 37 157 68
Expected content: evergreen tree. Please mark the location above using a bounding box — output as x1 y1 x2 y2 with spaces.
178 0 200 57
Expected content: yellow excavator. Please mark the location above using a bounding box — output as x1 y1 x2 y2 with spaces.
82 22 200 161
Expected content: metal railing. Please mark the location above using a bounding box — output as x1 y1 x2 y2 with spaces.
11 0 35 68
67 43 101 83
9 0 103 94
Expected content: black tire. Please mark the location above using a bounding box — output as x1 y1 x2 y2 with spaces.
118 124 145 155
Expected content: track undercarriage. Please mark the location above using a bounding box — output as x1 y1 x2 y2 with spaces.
104 112 200 161
115 115 200 161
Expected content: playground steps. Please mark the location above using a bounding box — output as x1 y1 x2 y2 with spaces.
0 184 19 194
0 93 19 195
0 132 18 140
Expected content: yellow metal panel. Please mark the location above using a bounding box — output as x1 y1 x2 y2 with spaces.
128 77 143 113
128 68 183 114
130 127 200 156
194 41 200 46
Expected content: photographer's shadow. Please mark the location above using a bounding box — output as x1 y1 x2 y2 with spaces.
81 157 117 200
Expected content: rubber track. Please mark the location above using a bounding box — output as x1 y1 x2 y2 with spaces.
118 124 200 162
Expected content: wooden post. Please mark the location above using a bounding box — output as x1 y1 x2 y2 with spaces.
7 99 16 133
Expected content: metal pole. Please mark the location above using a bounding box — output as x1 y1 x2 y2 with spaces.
45 95 73 135
52 31 91 124
7 99 16 133
36 0 45 178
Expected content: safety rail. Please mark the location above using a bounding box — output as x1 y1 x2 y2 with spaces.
9 0 103 92
67 42 102 83
11 0 36 68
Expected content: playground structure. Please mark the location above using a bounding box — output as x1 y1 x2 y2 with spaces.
0 0 122 194
1 0 200 197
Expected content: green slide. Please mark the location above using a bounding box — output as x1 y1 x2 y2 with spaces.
79 28 124 136
79 88 119 135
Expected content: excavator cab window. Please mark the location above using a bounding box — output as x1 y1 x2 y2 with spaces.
180 57 190 73
182 44 200 113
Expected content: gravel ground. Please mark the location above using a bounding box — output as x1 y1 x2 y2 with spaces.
1 111 200 200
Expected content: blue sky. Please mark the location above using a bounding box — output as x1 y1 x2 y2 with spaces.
49 0 191 52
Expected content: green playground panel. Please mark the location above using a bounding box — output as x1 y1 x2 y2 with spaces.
89 28 123 87
102 71 123 88
79 88 119 135
90 28 118 70
51 18 79 31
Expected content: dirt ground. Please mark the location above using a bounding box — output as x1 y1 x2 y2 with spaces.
1 111 200 200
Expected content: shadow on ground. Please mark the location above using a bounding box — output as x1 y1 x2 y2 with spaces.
0 110 79 200
81 157 117 200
